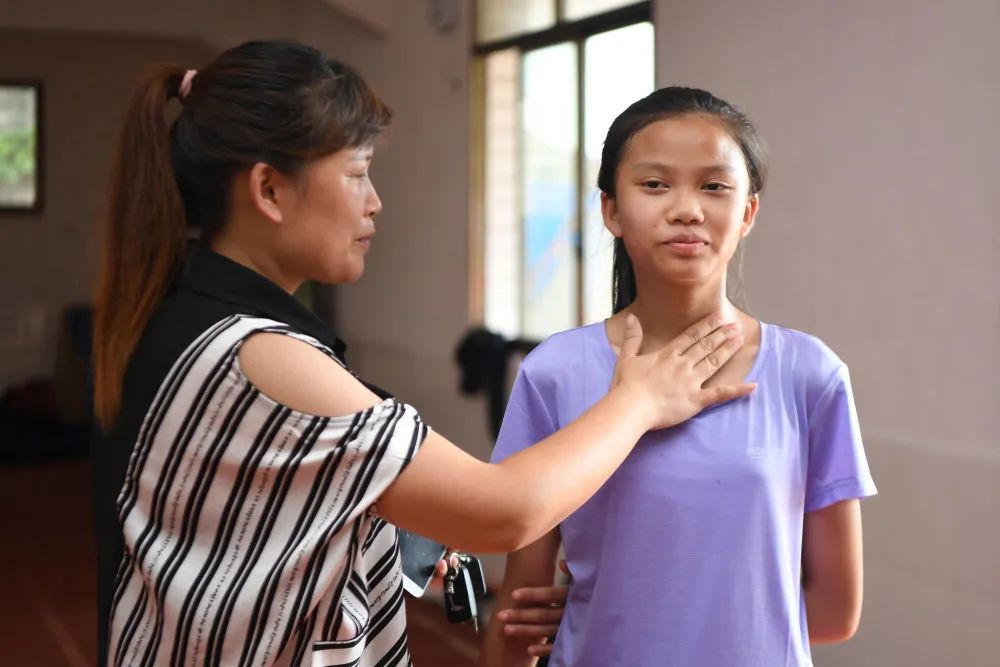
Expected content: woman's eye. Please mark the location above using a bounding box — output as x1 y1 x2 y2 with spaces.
642 180 667 189
704 182 730 191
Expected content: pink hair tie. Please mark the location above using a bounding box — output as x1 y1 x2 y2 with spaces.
179 69 197 100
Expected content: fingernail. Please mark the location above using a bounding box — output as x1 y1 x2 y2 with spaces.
496 610 509 620
511 591 522 600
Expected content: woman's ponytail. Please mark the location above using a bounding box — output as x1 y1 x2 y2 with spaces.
93 64 188 429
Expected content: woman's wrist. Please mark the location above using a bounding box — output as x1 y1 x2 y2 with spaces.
605 383 657 433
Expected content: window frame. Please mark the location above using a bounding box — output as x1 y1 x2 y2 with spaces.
470 1 653 339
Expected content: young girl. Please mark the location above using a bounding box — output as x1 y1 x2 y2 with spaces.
481 87 877 666
91 44 756 667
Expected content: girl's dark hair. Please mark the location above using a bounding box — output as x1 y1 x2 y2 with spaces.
596 86 768 313
94 39 392 428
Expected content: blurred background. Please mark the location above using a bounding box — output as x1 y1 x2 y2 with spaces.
0 0 997 665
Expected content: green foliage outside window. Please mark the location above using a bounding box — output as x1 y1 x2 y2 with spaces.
0 127 35 185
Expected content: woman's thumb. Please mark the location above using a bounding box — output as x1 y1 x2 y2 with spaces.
619 314 643 361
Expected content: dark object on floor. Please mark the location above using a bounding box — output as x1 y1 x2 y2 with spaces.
0 379 92 464
0 305 93 465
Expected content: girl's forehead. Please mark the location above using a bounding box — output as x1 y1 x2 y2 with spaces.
626 116 743 167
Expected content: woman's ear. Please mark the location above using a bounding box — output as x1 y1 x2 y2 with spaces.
602 191 623 238
248 162 285 225
740 193 760 239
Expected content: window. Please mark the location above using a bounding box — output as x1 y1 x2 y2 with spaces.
0 81 43 212
473 1 654 340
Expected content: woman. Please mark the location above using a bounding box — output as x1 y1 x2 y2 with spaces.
91 43 754 666
481 87 877 666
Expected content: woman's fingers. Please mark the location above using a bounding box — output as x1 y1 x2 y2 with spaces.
611 314 644 388
669 310 728 355
434 552 460 578
696 382 757 409
689 326 743 379
619 314 643 361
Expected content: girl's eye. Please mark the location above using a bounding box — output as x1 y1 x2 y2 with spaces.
642 180 667 189
704 182 730 191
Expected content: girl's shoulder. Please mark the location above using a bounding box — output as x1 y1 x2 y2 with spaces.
762 321 850 394
518 322 609 384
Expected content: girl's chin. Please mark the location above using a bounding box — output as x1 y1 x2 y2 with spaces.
652 269 719 286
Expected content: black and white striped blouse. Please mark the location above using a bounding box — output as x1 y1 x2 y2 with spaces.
95 247 428 666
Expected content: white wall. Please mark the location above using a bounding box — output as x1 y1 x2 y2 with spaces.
653 0 1000 664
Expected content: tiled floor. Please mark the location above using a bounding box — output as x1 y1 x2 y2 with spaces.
0 459 479 666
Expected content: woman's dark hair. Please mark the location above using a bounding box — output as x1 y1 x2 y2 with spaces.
596 87 768 313
94 39 392 428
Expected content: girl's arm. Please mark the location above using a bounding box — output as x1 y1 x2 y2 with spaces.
803 499 864 643
478 529 562 667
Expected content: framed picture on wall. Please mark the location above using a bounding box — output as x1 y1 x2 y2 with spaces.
0 81 43 213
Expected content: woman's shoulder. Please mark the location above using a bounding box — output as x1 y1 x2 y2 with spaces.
237 327 380 419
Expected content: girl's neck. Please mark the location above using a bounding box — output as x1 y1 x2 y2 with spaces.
624 278 742 352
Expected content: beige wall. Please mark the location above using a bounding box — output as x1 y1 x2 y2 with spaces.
335 0 1000 662
2 1 996 663
0 0 426 390
304 1 497 459
652 0 1000 664
0 30 217 388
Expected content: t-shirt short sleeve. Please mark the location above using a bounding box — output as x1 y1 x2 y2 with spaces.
231 324 430 523
337 400 429 511
491 366 559 464
805 363 877 512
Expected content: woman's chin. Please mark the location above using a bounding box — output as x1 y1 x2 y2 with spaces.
313 258 365 285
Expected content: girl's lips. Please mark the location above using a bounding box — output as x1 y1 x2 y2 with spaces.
663 240 708 256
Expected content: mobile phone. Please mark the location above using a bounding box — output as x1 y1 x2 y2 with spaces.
398 529 448 598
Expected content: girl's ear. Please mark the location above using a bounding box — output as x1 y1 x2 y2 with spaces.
602 191 623 237
740 193 759 238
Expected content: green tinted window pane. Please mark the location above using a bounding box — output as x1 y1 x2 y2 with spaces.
582 22 654 323
522 43 578 339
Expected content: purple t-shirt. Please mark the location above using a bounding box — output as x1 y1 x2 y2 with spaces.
491 321 876 667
